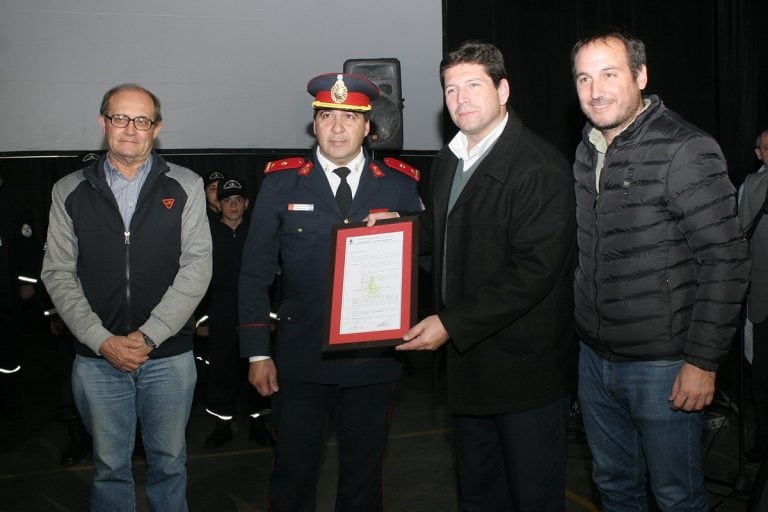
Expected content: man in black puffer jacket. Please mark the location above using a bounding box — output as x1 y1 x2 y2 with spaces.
571 29 749 511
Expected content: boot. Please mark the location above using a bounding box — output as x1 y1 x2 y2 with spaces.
204 418 233 449
249 410 275 447
61 416 89 466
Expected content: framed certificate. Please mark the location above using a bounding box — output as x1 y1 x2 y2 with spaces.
323 216 418 351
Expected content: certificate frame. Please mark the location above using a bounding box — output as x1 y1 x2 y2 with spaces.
323 216 418 351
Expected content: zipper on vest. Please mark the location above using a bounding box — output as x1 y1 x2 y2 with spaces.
592 193 601 341
592 150 610 344
124 231 132 331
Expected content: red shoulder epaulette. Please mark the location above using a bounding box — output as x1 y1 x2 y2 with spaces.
264 157 306 174
383 157 420 182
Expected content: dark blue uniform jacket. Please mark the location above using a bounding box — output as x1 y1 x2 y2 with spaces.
239 150 422 387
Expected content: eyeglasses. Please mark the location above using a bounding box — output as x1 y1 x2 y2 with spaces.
104 113 157 131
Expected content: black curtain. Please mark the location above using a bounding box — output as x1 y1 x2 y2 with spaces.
0 151 281 255
4 1 766 229
443 0 768 187
0 149 435 246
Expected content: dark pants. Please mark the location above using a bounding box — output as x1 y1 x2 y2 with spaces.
752 319 768 449
0 310 22 413
205 291 267 417
748 456 768 511
54 328 77 421
452 394 570 512
205 292 240 417
269 379 395 512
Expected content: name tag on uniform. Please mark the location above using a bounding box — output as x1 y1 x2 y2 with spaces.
288 203 314 211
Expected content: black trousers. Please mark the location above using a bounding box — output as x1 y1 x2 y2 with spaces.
0 308 20 372
54 328 77 421
268 379 394 512
204 292 240 417
751 319 768 448
748 456 768 511
0 310 22 410
205 291 267 418
452 394 570 512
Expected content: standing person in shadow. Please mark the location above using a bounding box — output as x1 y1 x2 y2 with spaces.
203 178 273 448
739 128 768 465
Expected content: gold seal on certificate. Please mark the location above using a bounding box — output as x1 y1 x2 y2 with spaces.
323 216 418 351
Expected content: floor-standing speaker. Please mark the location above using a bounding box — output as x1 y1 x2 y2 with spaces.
343 58 403 150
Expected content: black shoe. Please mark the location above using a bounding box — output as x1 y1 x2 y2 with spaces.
61 417 89 466
746 445 767 463
204 419 233 449
249 413 275 447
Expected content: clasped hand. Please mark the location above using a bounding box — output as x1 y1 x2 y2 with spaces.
99 331 152 372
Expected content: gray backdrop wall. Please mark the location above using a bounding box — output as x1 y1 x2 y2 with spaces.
0 0 444 152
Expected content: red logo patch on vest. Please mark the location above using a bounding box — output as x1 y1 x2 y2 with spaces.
162 198 175 210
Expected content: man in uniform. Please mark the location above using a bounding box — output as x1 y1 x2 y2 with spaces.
193 170 227 399
238 73 422 511
203 178 273 448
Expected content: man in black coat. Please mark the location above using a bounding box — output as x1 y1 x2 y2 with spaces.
371 41 577 511
238 73 422 512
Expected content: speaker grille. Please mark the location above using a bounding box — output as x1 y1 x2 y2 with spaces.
344 58 403 150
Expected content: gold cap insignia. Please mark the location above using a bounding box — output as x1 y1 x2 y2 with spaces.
330 74 348 104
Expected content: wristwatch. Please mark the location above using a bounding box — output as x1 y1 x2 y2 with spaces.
141 332 156 350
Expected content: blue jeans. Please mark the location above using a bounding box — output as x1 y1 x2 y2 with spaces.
73 352 196 512
578 343 707 512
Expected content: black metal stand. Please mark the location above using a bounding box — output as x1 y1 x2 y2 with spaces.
747 457 768 511
708 309 753 510
708 183 768 508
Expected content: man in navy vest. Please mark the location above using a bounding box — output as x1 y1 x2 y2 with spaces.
42 84 212 512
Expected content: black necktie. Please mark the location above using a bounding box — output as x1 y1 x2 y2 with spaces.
333 167 353 217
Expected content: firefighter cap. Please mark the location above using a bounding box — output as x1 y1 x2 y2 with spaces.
307 73 379 113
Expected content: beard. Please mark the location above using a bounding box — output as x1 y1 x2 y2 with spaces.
584 95 644 134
